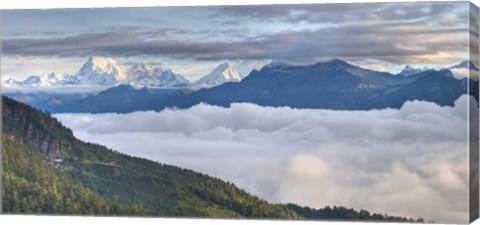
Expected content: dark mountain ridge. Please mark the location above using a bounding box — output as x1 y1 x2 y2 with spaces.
182 60 469 110
4 59 475 113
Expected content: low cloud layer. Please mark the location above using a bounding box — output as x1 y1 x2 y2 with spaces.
55 96 473 223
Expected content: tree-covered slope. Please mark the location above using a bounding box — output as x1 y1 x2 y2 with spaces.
2 136 150 215
1 96 422 222
284 204 426 223
1 96 298 218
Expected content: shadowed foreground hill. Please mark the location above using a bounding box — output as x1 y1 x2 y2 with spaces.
1 96 422 222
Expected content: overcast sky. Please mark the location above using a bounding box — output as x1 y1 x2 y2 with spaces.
1 2 473 81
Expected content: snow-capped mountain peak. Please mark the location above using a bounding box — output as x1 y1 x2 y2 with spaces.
4 72 79 87
450 60 479 71
39 72 64 85
4 77 15 84
76 56 128 85
397 65 426 76
448 60 479 80
127 63 191 88
3 58 244 89
194 63 243 87
130 62 155 74
162 68 177 75
405 65 414 69
128 63 156 81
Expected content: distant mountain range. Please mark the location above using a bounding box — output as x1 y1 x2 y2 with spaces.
397 65 431 76
397 60 478 78
4 56 243 89
451 60 479 71
193 63 243 88
5 72 80 87
127 63 191 88
184 59 473 110
8 59 476 114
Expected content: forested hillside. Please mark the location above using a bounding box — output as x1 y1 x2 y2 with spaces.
1 96 297 218
1 96 422 222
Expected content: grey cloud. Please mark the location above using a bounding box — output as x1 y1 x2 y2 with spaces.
55 95 474 223
211 2 462 26
2 20 468 65
138 27 249 40
3 28 141 57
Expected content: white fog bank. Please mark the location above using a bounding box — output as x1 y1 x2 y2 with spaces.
54 96 474 223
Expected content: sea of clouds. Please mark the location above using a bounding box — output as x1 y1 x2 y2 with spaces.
54 95 475 223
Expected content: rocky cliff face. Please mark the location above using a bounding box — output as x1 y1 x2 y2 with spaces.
2 98 63 165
